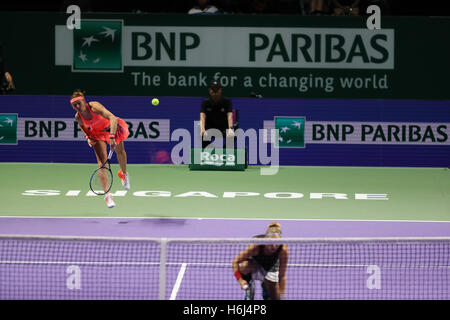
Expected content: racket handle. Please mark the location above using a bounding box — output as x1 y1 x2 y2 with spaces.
108 149 114 160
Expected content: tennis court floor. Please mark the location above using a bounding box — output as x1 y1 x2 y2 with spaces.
1 163 449 300
1 163 449 221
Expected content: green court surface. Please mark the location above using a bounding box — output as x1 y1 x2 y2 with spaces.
1 163 449 221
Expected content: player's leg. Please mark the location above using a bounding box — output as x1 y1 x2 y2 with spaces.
262 269 281 300
115 119 130 190
93 141 115 208
93 140 109 192
261 281 270 300
115 141 130 190
115 140 127 174
263 278 280 300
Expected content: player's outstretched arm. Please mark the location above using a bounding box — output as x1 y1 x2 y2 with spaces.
232 245 259 290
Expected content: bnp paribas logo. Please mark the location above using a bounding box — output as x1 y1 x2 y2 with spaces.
274 117 305 148
0 114 18 145
73 20 123 72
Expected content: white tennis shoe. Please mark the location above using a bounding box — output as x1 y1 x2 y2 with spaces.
118 170 130 190
105 193 115 208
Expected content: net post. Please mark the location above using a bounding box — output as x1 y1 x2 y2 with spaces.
159 238 167 300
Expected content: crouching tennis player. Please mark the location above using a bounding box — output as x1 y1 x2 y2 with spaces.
70 90 130 208
232 222 289 300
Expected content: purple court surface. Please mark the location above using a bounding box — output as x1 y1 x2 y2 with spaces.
0 217 449 238
1 218 449 300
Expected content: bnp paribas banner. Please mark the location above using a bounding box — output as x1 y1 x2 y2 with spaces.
55 19 394 97
0 13 449 98
1 96 449 167
264 118 450 147
56 21 394 70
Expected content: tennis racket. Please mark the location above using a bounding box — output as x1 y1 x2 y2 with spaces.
89 149 114 195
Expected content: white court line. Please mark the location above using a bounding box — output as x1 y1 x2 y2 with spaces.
1 216 450 223
170 263 187 300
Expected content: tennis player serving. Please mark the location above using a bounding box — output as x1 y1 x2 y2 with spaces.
232 222 289 300
70 90 130 208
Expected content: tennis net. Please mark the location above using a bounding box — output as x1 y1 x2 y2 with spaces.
0 235 449 300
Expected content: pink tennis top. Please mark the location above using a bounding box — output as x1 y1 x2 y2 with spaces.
78 102 129 143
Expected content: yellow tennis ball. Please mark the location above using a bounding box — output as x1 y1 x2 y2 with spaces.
152 98 159 106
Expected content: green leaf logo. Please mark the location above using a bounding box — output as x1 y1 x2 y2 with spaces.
0 114 18 145
73 20 122 71
275 117 305 148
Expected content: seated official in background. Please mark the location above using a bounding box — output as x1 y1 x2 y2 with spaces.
200 80 235 149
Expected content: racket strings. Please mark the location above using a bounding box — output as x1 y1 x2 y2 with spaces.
89 150 115 195
90 167 113 195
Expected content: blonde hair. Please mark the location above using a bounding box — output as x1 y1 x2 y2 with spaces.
265 222 282 236
71 89 86 100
